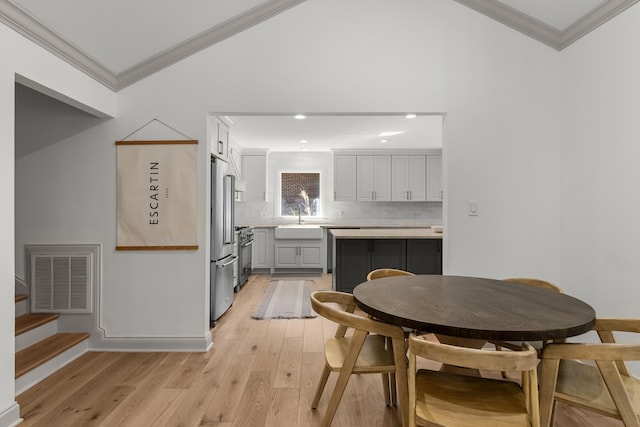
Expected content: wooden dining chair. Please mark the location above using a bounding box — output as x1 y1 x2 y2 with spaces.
407 333 540 427
491 278 564 366
539 318 640 427
310 290 409 427
409 334 540 427
366 268 414 281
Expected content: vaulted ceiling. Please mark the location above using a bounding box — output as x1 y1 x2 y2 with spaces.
1 0 637 92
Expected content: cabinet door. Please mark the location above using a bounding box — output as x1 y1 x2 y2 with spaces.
426 155 443 201
407 156 426 201
370 239 405 271
252 228 271 269
275 245 299 268
300 245 322 268
335 239 370 293
214 120 229 159
391 156 409 201
334 156 357 201
406 239 442 274
356 156 375 201
373 156 391 201
242 155 267 202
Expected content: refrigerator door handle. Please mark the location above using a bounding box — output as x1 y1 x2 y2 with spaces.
223 174 235 245
217 255 239 268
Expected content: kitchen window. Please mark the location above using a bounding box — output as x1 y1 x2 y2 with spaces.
280 172 320 217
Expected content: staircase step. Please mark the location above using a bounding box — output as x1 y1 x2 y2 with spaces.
15 294 27 303
15 332 90 378
15 313 59 336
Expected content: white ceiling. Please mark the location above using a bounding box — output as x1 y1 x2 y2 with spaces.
225 114 444 151
4 0 638 151
2 0 638 91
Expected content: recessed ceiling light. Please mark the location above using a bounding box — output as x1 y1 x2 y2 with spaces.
294 114 306 120
379 131 403 137
299 139 308 143
405 114 417 119
380 139 389 143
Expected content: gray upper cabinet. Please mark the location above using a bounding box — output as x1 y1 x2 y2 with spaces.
242 154 267 202
391 155 426 201
426 155 443 201
356 155 391 201
334 155 357 201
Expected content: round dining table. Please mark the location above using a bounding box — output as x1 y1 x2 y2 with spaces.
353 274 596 342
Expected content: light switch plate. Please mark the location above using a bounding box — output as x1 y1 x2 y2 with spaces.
468 201 479 216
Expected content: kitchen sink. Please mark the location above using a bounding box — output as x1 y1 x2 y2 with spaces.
275 224 323 239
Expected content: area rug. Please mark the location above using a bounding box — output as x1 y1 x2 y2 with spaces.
252 280 317 319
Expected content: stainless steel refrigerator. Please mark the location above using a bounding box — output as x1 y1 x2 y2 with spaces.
211 155 237 323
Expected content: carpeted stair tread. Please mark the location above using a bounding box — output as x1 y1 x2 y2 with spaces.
15 332 90 378
15 294 27 303
15 313 59 336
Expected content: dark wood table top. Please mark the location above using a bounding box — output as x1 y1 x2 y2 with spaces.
353 275 596 341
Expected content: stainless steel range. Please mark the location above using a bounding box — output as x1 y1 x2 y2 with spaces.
235 226 254 291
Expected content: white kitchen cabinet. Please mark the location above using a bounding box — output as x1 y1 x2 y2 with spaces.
356 155 391 201
333 155 357 201
242 154 267 202
274 241 323 268
391 155 426 201
426 155 443 201
252 228 273 270
212 119 229 159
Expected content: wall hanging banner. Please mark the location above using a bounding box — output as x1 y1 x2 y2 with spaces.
116 140 198 250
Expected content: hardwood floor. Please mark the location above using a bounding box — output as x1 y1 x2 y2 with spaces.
16 273 623 426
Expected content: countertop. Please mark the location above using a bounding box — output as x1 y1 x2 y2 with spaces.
240 223 437 229
329 228 443 239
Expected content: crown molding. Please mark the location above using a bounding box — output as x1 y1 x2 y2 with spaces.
455 0 639 51
560 0 639 48
2 0 637 91
454 0 562 49
0 0 118 90
0 0 306 92
116 0 307 90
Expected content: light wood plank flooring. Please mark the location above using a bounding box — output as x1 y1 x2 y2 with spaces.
16 273 622 426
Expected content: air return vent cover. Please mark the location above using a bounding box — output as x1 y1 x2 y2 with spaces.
26 244 99 314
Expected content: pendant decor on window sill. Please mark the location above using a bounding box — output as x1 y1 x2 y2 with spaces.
116 119 198 251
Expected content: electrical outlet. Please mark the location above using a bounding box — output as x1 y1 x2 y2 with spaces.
260 212 267 218
340 211 345 217
468 201 479 216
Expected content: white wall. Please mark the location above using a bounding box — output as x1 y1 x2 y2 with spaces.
557 7 640 314
2 18 116 427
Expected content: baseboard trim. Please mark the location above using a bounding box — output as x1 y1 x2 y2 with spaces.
91 332 212 352
0 403 22 427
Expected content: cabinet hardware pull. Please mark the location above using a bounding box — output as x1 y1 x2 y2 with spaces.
218 140 224 155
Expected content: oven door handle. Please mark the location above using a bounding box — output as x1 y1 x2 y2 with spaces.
217 255 239 268
241 240 254 248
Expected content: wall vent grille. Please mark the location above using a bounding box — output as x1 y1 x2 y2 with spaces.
26 244 99 314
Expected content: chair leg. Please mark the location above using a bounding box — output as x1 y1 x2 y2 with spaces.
539 358 560 427
390 372 398 406
311 363 331 409
392 337 409 427
381 373 391 405
321 330 368 427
